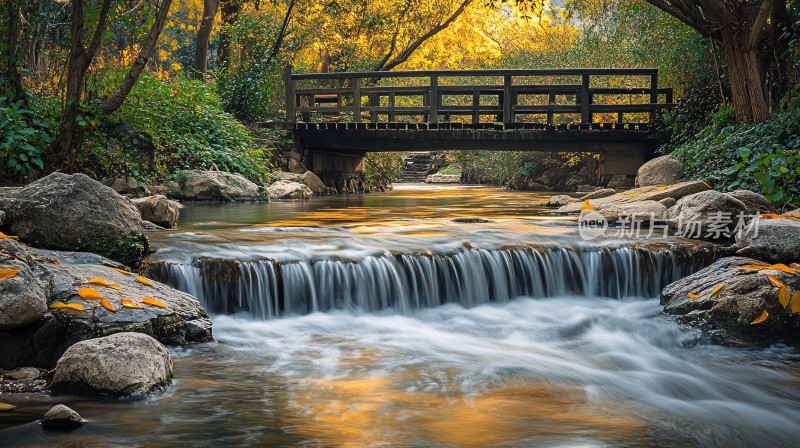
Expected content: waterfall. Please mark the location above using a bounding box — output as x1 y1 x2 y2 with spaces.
147 244 716 319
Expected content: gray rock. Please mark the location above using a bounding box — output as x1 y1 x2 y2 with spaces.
606 175 635 189
526 181 548 191
635 155 683 187
41 404 84 430
269 171 304 183
547 195 575 207
729 190 776 214
661 257 800 344
580 188 616 201
288 158 305 174
4 173 148 267
786 208 800 215
658 197 677 208
558 181 709 214
538 168 562 186
7 367 42 381
53 332 173 397
267 180 312 200
732 217 800 264
302 171 329 195
0 240 52 330
131 195 181 229
0 210 5 226
173 170 263 201
667 190 748 240
597 200 667 224
101 176 149 198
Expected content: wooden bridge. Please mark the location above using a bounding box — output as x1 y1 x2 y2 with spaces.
285 67 675 185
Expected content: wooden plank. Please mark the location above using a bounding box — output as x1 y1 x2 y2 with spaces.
352 78 361 122
547 89 555 125
429 75 438 124
388 92 396 122
649 73 658 123
291 68 660 81
503 75 512 124
472 90 480 124
581 74 591 124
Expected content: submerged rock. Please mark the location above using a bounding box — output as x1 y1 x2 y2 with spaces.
635 155 683 187
732 217 800 264
547 195 574 207
267 180 312 200
667 191 748 241
41 404 84 430
3 173 149 267
131 195 181 229
53 332 173 397
557 181 709 214
172 170 263 201
661 257 800 345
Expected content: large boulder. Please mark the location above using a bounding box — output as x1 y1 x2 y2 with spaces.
558 181 709 214
732 217 800 264
53 332 173 397
0 247 212 370
302 171 329 195
547 195 574 207
635 155 683 187
0 240 52 330
728 190 776 214
3 173 148 267
597 200 668 225
661 257 800 344
267 180 312 200
173 170 263 201
131 195 181 229
667 190 748 241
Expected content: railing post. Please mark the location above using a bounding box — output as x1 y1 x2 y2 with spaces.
285 63 296 124
429 75 439 124
581 74 591 125
547 89 555 126
503 75 513 124
472 90 480 125
352 77 361 122
650 72 658 124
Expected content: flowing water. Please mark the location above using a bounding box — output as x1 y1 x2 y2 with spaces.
3 185 800 447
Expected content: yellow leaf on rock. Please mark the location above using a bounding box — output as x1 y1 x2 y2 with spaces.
111 267 132 275
0 267 20 281
790 291 800 315
731 263 795 275
121 299 143 309
790 263 800 275
100 297 115 312
688 292 699 300
87 278 122 289
141 297 166 308
702 181 711 189
135 276 153 287
0 403 17 411
49 302 86 312
710 284 724 297
778 286 791 308
580 200 595 211
751 310 769 325
765 274 785 288
0 232 19 240
77 287 102 300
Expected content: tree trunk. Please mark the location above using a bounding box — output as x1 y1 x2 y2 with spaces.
193 0 218 78
721 31 770 123
217 0 241 68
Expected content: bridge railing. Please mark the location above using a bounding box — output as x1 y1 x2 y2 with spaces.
285 67 674 127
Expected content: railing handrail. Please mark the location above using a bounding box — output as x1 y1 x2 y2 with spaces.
290 68 660 81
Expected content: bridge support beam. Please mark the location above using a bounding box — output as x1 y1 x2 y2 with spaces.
599 148 647 188
308 149 367 194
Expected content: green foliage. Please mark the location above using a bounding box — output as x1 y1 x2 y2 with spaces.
437 165 462 175
363 152 404 189
0 94 52 179
668 110 800 208
81 74 275 183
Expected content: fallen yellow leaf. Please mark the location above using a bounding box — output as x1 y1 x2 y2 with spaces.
99 297 115 312
0 232 19 241
790 263 800 275
77 287 102 300
701 181 711 189
87 277 122 289
111 267 132 275
688 292 700 300
580 200 595 211
778 286 790 308
731 263 795 275
791 292 800 315
141 297 166 308
710 284 724 297
121 298 144 309
750 310 769 325
765 274 785 288
49 302 86 312
135 276 153 287
0 267 20 281
760 213 800 220
0 403 16 411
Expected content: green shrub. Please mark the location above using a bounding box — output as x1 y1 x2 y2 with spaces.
364 152 404 189
0 95 52 180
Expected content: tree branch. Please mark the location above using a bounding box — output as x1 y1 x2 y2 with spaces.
644 0 719 39
747 0 772 49
84 0 112 71
263 0 297 67
100 0 173 114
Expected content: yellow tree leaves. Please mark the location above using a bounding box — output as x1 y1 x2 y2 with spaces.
710 284 724 297
778 286 790 308
0 267 20 281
